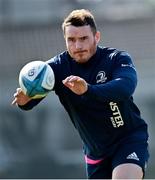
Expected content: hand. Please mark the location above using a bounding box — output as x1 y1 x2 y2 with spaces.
62 75 88 95
11 88 32 106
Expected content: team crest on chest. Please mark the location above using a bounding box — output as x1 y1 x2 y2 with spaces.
96 71 107 83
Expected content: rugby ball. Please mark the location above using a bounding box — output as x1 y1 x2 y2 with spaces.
19 61 55 99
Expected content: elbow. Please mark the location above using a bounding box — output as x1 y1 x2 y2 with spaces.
119 77 137 100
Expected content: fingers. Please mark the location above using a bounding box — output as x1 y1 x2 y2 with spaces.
62 75 81 87
63 75 80 82
11 88 23 105
62 75 88 95
11 98 17 105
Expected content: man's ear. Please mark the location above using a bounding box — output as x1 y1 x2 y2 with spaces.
95 31 101 43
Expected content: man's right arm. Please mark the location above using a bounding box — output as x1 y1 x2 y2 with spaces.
12 88 44 110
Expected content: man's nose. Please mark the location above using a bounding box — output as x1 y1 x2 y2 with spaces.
75 41 82 49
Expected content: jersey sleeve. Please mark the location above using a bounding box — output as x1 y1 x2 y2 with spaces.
82 51 138 102
18 97 45 110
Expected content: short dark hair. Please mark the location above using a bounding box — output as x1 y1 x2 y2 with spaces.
62 9 97 35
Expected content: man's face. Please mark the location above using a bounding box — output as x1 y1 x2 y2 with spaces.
64 25 100 63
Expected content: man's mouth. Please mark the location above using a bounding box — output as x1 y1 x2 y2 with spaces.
75 50 87 54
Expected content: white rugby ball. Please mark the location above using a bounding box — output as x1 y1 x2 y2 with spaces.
19 61 55 99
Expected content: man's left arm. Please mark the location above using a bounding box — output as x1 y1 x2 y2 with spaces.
83 52 137 102
63 52 137 103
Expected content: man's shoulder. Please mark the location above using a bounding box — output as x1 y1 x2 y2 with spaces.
99 46 123 55
47 51 69 64
98 46 131 60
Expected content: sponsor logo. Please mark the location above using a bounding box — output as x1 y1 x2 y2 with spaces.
121 63 136 70
126 152 139 161
109 102 124 128
96 71 107 83
28 68 35 76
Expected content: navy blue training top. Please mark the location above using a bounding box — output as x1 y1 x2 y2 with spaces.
19 46 148 159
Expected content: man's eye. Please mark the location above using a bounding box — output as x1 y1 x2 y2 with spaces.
81 37 88 41
68 38 75 42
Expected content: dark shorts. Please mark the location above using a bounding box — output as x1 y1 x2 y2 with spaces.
85 140 149 179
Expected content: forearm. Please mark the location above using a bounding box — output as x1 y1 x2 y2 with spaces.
18 97 44 111
82 77 137 103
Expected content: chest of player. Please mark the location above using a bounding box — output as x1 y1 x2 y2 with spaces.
69 61 113 85
56 62 113 107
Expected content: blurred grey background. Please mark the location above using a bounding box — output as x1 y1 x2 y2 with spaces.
0 0 155 178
